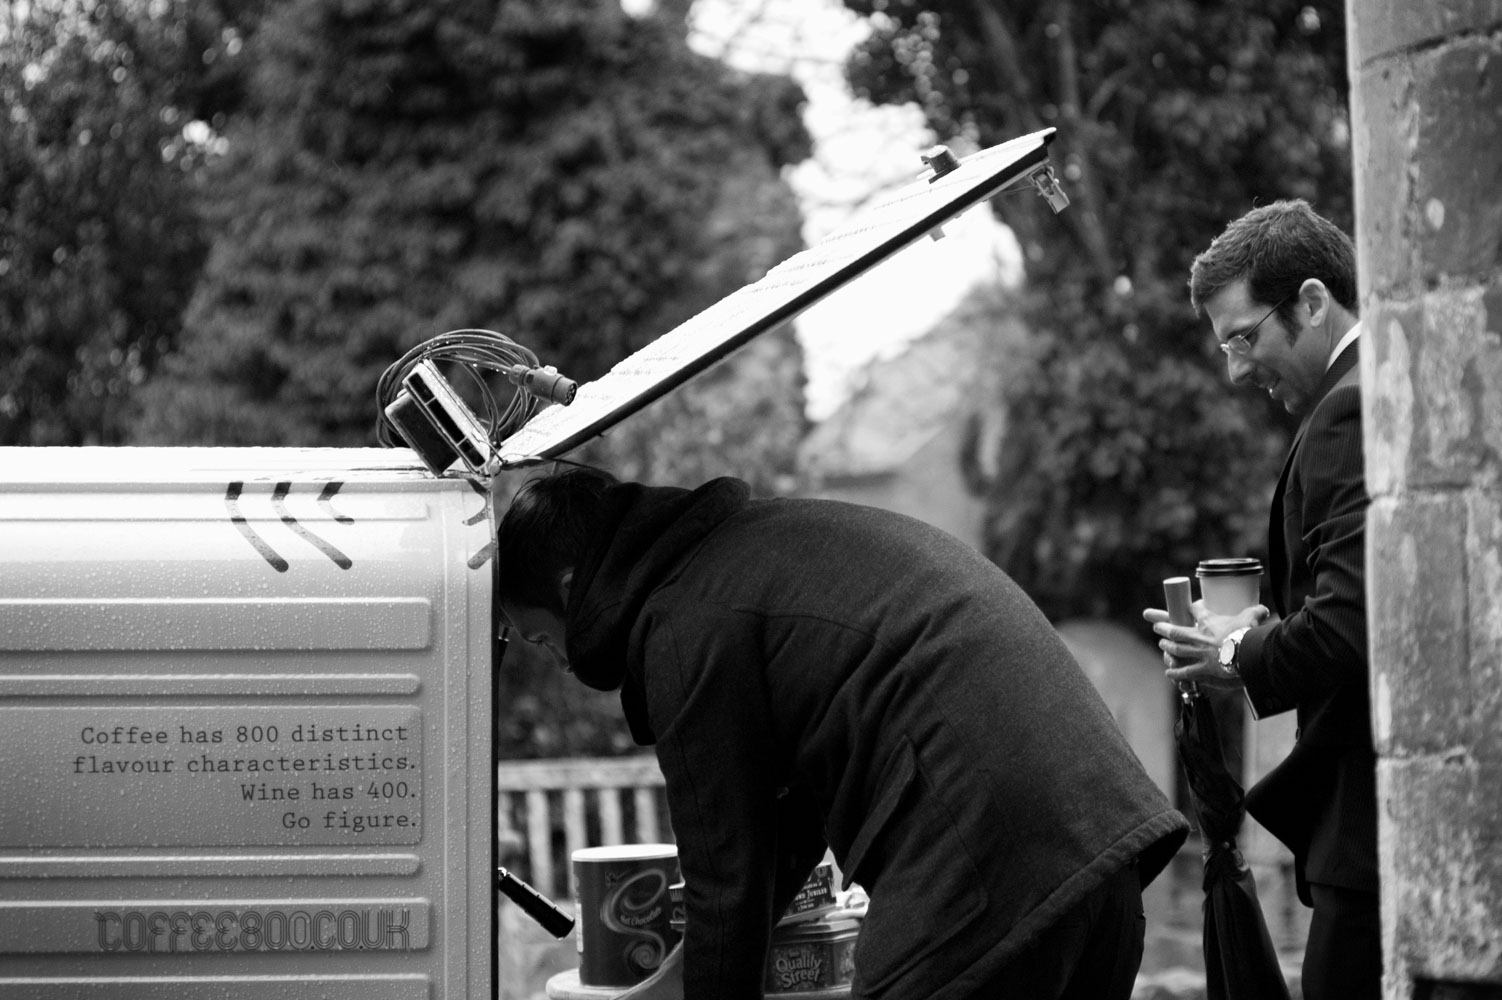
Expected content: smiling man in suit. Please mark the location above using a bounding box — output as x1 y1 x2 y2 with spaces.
1145 200 1376 1000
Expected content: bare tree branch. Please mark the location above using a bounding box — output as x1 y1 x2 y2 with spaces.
1047 0 1117 299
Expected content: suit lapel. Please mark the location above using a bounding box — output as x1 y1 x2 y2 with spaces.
1265 340 1360 615
1311 340 1360 410
1268 450 1294 613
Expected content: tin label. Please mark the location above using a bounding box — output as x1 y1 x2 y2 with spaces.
573 846 680 988
763 921 858 993
0 706 422 847
782 862 835 919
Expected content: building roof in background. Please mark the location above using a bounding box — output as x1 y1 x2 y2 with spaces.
798 286 1022 480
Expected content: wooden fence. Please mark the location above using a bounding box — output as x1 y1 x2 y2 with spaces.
496 754 673 903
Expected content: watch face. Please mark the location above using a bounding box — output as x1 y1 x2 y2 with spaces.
1219 639 1236 666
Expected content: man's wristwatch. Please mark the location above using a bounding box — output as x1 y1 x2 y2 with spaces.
1218 627 1251 678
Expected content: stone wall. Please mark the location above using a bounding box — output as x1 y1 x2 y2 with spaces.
1347 1 1502 995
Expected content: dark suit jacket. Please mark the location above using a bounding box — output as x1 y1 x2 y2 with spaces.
1240 340 1378 899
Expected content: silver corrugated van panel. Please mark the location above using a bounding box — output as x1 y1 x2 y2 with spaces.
0 447 493 999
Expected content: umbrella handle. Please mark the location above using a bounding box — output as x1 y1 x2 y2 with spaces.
1164 577 1201 702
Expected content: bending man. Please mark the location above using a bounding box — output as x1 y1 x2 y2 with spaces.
497 468 1186 1000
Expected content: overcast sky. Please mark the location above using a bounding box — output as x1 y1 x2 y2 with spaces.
675 0 1023 420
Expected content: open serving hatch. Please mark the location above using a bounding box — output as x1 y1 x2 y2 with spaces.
494 127 1066 467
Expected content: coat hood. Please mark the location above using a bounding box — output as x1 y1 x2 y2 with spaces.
564 476 752 736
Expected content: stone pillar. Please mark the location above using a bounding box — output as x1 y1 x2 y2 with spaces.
1347 3 1502 997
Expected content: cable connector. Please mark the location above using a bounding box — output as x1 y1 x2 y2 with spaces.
505 364 578 406
1031 165 1070 214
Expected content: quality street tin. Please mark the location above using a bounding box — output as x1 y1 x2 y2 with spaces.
763 914 860 994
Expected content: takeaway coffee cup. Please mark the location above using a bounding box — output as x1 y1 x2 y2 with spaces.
1196 558 1264 615
572 844 681 987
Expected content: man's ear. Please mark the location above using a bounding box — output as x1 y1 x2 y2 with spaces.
1299 277 1332 330
557 569 574 609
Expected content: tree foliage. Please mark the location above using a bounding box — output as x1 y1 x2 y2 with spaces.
1 1 194 443
0 0 283 445
131 0 811 481
840 0 1352 620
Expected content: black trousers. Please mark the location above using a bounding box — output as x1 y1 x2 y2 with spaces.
974 861 1145 1000
1302 882 1381 1000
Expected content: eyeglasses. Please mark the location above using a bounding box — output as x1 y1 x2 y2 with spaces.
1219 297 1290 356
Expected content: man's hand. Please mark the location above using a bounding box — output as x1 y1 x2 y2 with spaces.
1142 600 1270 690
617 942 684 1000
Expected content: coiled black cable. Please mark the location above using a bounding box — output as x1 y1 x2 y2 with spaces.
375 329 575 453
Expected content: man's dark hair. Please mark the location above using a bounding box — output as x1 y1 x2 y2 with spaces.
493 465 619 612
1189 199 1357 333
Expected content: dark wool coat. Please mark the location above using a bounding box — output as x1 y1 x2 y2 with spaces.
1241 341 1378 900
564 479 1188 1000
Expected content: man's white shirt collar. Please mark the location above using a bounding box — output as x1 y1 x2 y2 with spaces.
1327 321 1361 372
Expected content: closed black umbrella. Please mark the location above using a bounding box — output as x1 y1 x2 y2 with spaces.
1175 690 1292 1000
